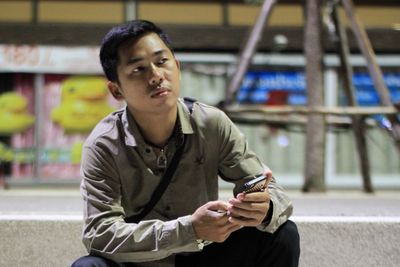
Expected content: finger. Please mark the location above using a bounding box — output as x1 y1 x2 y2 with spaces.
230 201 268 213
239 191 270 203
213 220 243 240
264 169 273 180
234 191 270 204
229 198 259 209
228 215 259 227
228 205 265 220
207 200 229 212
205 210 230 225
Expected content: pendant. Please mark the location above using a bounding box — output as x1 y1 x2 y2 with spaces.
157 149 167 170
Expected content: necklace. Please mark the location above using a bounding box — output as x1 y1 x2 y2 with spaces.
144 121 180 172
156 147 167 171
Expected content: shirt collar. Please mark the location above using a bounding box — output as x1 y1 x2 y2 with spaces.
121 106 138 147
121 99 194 148
177 98 194 135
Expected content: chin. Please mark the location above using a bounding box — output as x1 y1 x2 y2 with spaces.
154 94 177 110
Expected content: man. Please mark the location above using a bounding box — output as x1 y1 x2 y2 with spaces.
72 20 299 267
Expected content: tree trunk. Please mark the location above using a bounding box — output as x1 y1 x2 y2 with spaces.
303 0 326 192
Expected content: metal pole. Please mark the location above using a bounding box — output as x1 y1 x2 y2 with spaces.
33 74 44 181
225 0 277 104
341 0 400 151
303 0 326 192
32 0 38 24
332 3 373 193
124 0 138 21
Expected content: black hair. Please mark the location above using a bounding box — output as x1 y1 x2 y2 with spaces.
99 20 173 83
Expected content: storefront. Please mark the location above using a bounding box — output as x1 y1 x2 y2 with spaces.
1 44 399 189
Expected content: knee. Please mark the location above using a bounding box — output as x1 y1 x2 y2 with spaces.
274 220 300 256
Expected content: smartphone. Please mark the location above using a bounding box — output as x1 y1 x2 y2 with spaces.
239 174 268 193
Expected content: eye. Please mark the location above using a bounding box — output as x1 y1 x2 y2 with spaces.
157 58 168 65
132 66 145 73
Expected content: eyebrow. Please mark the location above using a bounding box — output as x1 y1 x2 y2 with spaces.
126 49 167 65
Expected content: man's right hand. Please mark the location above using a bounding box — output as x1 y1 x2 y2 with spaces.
191 201 242 243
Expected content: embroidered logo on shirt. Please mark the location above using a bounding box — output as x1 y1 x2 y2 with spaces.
195 155 205 165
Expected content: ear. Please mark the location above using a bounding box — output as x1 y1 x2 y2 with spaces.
107 81 124 100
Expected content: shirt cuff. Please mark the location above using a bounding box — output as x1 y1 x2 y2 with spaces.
256 197 292 233
262 200 274 225
178 215 205 252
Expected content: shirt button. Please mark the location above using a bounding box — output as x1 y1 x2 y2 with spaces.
165 205 171 211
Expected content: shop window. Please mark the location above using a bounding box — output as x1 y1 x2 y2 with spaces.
3 74 122 180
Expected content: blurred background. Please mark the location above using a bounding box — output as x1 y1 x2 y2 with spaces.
0 0 399 191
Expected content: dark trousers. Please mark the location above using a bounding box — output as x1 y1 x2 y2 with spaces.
72 220 300 267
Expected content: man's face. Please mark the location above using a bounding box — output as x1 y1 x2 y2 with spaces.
109 33 181 117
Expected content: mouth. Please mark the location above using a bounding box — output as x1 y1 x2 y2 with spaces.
151 87 171 98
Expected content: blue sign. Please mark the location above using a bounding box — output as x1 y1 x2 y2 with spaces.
237 71 400 106
351 73 400 105
237 71 306 105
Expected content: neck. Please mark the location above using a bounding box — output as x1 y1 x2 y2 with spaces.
132 108 178 148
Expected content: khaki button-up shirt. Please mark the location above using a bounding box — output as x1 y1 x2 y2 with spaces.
80 99 293 266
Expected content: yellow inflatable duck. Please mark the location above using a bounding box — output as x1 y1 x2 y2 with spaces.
51 76 115 134
0 92 35 135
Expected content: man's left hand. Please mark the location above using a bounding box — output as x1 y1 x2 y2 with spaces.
227 185 271 227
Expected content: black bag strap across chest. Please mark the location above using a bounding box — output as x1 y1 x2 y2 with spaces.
125 97 196 223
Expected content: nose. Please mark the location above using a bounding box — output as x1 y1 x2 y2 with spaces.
149 64 164 86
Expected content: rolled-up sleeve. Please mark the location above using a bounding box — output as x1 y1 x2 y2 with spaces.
215 111 293 234
80 145 200 263
216 112 265 179
256 177 293 233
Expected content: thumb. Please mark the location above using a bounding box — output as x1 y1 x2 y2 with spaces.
207 201 229 212
263 171 273 189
